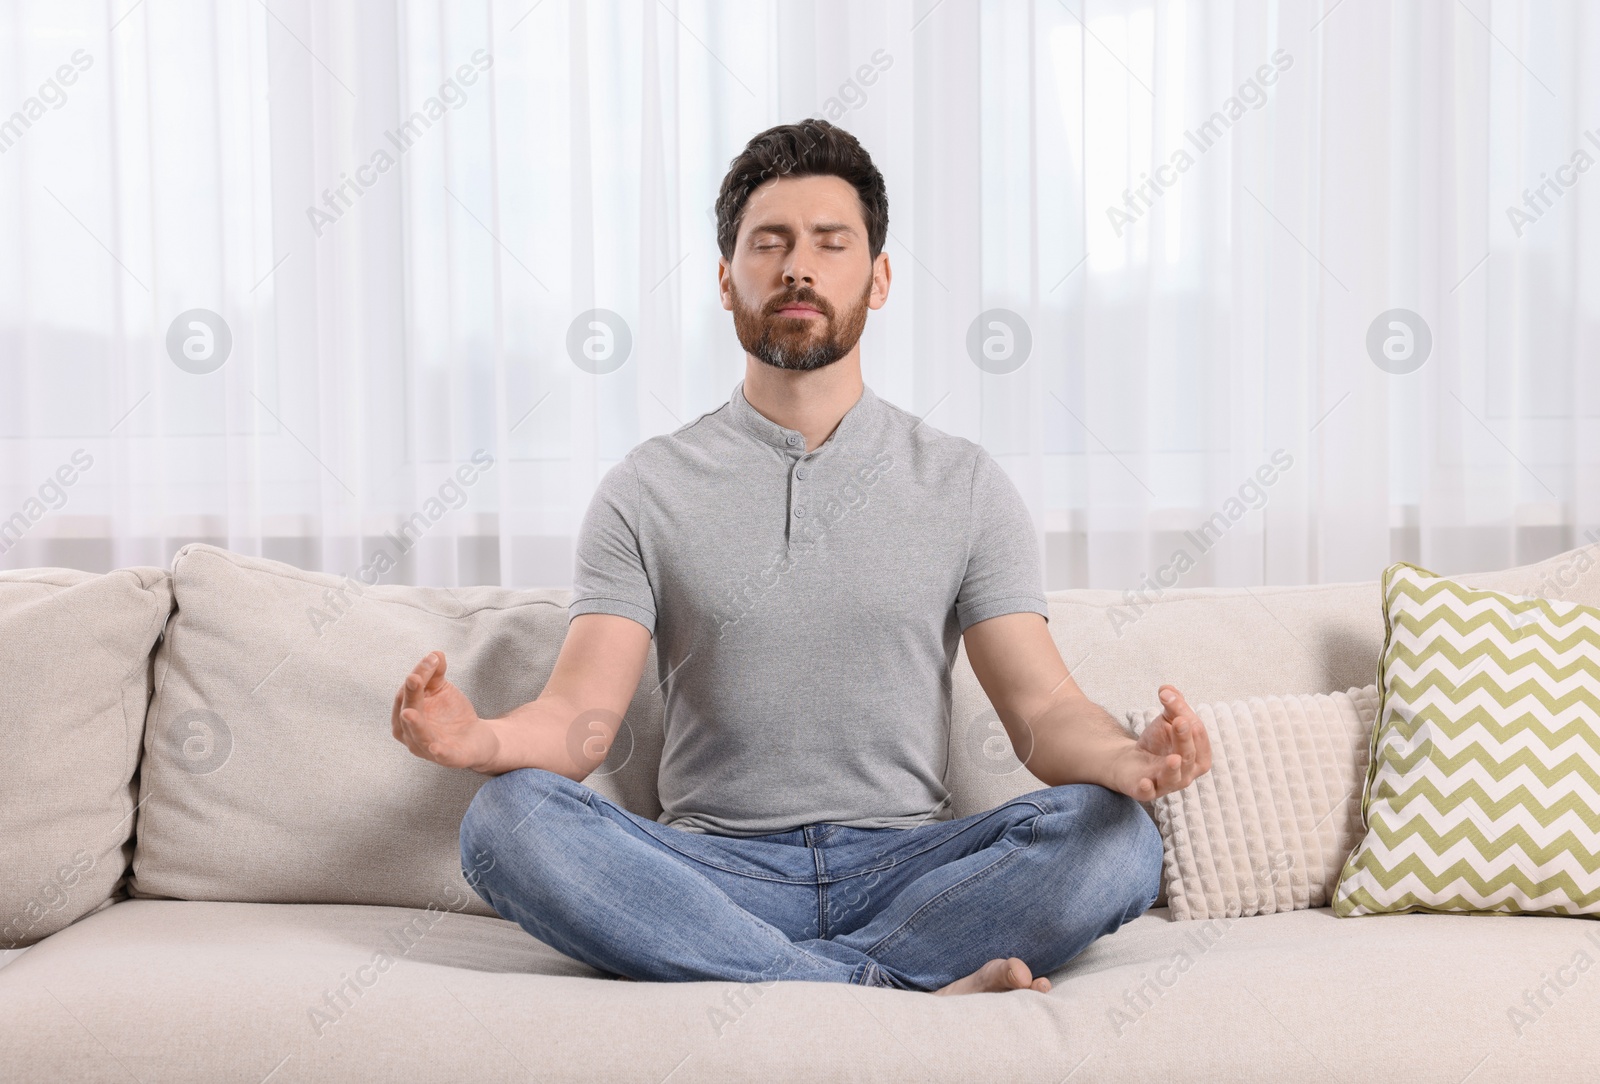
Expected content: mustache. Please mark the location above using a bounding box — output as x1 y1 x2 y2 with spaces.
766 290 831 317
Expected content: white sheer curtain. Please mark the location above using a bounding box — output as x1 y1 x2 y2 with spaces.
0 0 1594 590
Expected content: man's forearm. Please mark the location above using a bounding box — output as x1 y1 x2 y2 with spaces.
1012 692 1138 790
479 693 603 780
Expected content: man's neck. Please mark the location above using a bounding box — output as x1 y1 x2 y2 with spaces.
741 356 865 453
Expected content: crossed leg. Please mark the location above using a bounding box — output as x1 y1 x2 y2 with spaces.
821 783 1163 992
459 768 1162 993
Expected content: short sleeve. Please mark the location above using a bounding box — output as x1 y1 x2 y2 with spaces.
955 448 1050 633
570 455 657 636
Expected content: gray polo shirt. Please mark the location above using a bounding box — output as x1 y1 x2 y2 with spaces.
569 379 1049 836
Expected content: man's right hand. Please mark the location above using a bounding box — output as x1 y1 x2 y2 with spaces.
391 651 501 773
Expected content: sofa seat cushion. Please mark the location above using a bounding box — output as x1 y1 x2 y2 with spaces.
1 900 1594 1082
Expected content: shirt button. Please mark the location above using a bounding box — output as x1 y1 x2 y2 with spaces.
793 506 806 517
786 435 801 447
795 467 808 479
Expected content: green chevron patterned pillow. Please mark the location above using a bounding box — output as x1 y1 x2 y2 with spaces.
1332 561 1600 917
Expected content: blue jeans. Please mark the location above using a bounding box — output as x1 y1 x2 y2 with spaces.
459 768 1163 992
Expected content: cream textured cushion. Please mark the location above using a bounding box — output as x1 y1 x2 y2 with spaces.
0 566 172 947
1333 562 1600 917
129 544 664 915
1127 686 1378 920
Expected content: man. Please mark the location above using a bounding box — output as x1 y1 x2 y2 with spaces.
392 118 1211 995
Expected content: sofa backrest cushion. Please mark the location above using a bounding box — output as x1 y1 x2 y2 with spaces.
1 566 172 947
129 544 663 915
130 539 1599 916
949 541 1600 812
945 540 1600 906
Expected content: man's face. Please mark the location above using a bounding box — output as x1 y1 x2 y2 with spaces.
720 174 889 372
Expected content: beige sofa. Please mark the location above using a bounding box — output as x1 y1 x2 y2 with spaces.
3 540 1598 1083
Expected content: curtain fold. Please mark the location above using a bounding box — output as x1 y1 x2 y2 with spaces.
0 0 1593 589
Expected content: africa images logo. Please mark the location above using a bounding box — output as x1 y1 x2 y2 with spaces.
1107 48 1292 238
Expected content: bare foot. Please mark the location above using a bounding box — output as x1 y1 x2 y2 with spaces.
933 957 1052 996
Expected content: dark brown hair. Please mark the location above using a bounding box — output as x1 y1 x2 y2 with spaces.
715 118 889 263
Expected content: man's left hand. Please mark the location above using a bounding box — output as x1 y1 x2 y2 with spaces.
1105 684 1212 801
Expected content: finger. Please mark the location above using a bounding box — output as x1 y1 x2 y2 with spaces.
1174 712 1196 767
391 686 405 740
396 707 427 758
1156 686 1182 750
1194 716 1214 773
1180 715 1210 779
399 706 423 743
422 650 448 694
1143 770 1169 800
1160 686 1198 765
1157 684 1181 718
1160 684 1196 727
1145 744 1180 792
399 707 449 764
1152 751 1177 793
403 653 440 715
1153 713 1190 770
1135 749 1179 798
402 704 440 750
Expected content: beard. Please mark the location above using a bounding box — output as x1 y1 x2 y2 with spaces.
730 277 871 372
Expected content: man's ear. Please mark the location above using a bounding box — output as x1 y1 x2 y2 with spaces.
869 252 892 310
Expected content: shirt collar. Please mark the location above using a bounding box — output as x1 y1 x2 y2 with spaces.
729 378 878 456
